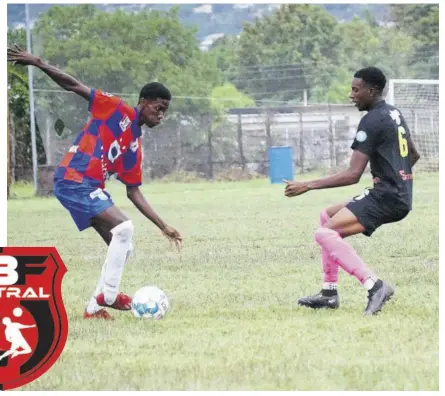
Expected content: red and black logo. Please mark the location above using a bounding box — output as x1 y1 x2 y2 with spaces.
0 247 68 390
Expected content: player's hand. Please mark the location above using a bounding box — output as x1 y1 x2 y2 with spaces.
7 44 39 66
162 225 183 252
284 179 310 197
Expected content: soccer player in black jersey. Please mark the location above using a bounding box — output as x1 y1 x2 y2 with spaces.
284 67 420 315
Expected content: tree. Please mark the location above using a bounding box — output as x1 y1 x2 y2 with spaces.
311 11 417 103
9 4 228 184
30 5 223 133
234 4 343 104
208 4 436 105
209 35 239 74
7 28 47 185
310 67 351 104
390 4 438 78
331 14 415 90
390 4 438 53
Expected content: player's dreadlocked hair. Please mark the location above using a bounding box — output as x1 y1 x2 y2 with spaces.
139 82 172 101
354 67 387 93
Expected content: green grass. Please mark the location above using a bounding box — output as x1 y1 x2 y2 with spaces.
7 173 438 391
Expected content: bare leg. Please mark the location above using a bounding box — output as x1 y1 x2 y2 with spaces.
11 345 31 358
0 344 19 361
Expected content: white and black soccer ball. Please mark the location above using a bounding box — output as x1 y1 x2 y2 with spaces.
131 286 170 320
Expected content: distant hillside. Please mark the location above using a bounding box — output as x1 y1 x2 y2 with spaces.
7 3 389 50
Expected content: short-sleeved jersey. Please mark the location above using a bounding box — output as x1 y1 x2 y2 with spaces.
54 89 143 189
351 100 413 209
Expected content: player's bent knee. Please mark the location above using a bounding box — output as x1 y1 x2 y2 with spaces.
110 220 134 242
326 201 348 218
314 227 338 245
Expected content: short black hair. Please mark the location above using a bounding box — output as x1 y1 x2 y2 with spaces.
139 82 171 101
354 67 387 93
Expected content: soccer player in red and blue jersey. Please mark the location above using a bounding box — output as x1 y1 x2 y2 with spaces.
8 45 183 320
284 67 420 315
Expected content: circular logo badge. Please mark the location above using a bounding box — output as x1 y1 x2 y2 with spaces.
356 130 367 142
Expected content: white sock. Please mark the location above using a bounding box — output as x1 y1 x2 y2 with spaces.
103 220 134 305
86 260 107 314
86 235 134 314
322 282 338 291
363 276 378 290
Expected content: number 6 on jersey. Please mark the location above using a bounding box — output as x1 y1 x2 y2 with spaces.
398 126 408 158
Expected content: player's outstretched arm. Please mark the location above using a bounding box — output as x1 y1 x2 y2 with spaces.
17 324 36 329
407 136 420 167
284 150 369 197
126 186 183 251
7 44 90 101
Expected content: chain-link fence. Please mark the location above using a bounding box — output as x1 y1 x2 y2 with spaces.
8 4 439 195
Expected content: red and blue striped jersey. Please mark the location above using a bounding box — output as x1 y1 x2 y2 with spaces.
54 89 143 189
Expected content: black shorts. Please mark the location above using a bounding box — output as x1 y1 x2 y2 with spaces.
346 188 410 237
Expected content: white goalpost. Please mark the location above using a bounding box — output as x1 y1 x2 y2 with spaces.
386 79 439 172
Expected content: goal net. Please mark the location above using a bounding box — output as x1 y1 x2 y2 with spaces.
386 79 439 172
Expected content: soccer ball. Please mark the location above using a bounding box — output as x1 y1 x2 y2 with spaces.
131 286 170 320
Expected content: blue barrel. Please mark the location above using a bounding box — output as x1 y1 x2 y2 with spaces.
268 146 293 184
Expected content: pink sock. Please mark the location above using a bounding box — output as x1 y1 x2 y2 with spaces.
319 211 339 283
315 227 376 284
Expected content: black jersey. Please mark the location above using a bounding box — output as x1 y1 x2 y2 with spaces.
351 100 413 210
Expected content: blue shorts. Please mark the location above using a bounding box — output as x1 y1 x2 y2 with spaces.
54 180 114 231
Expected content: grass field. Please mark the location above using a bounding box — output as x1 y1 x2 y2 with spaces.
7 173 438 391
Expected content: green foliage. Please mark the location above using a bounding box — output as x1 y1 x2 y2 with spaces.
334 15 416 80
8 4 392 40
8 28 46 172
8 29 28 120
234 4 342 103
389 4 438 78
211 83 255 114
33 4 221 94
390 4 438 52
7 3 439 181
311 67 351 104
211 4 437 104
209 36 238 73
31 4 222 131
